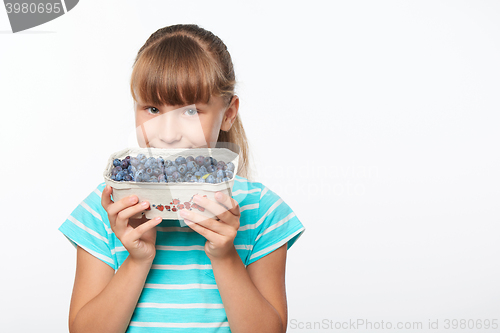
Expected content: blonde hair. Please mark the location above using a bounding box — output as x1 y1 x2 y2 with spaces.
130 24 253 181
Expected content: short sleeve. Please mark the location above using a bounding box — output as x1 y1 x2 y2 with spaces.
246 186 306 266
58 183 116 271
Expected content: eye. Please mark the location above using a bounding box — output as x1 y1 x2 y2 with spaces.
184 108 199 116
145 107 160 115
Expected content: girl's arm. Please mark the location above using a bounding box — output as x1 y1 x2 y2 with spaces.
70 247 153 333
211 243 288 333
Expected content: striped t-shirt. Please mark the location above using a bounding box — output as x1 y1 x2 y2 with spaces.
58 174 306 332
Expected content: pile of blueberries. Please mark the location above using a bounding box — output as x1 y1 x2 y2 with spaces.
110 154 235 184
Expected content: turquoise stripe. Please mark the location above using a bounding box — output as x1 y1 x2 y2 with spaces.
130 307 228 324
139 288 222 304
145 269 217 285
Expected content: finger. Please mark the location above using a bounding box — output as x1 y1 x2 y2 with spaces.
191 194 227 218
101 185 114 211
214 192 240 217
193 193 240 228
184 219 212 239
129 216 163 240
115 200 150 234
180 209 230 235
107 193 142 218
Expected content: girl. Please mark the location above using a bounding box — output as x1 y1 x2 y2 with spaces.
59 24 305 333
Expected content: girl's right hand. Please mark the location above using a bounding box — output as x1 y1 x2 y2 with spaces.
101 185 163 264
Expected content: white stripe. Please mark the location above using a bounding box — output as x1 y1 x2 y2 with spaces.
152 264 212 270
93 187 102 198
235 244 253 250
238 198 283 231
115 245 252 253
255 212 296 242
129 321 230 328
239 203 259 212
156 245 205 251
113 246 127 253
157 226 194 232
80 200 112 234
144 283 218 289
137 302 224 309
64 236 114 266
260 186 269 199
249 228 305 261
68 215 109 244
232 188 261 196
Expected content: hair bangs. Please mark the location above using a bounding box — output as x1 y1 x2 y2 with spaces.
130 35 225 107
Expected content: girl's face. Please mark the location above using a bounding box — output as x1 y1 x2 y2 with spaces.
134 95 238 149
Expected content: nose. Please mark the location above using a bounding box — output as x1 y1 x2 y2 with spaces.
157 111 182 145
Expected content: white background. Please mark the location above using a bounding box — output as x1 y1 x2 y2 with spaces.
1 1 499 332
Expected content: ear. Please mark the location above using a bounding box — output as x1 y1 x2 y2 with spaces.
221 95 239 132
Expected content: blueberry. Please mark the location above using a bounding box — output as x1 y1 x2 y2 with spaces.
113 159 121 167
217 161 226 170
217 169 226 179
186 156 195 162
226 170 234 179
206 175 215 184
199 166 207 174
116 171 126 181
165 160 174 168
178 164 187 175
226 162 235 172
175 156 187 166
135 169 145 182
198 178 206 183
172 171 180 180
195 155 205 166
166 165 177 176
206 165 216 173
137 154 147 164
111 174 116 181
121 159 129 169
130 157 140 167
111 166 121 176
186 161 197 172
145 157 156 169
194 171 203 178
204 156 216 168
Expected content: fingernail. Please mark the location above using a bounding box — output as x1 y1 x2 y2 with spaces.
216 192 222 200
180 210 188 217
155 216 162 221
142 201 148 207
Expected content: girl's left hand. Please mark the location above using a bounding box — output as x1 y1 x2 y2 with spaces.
179 192 240 261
